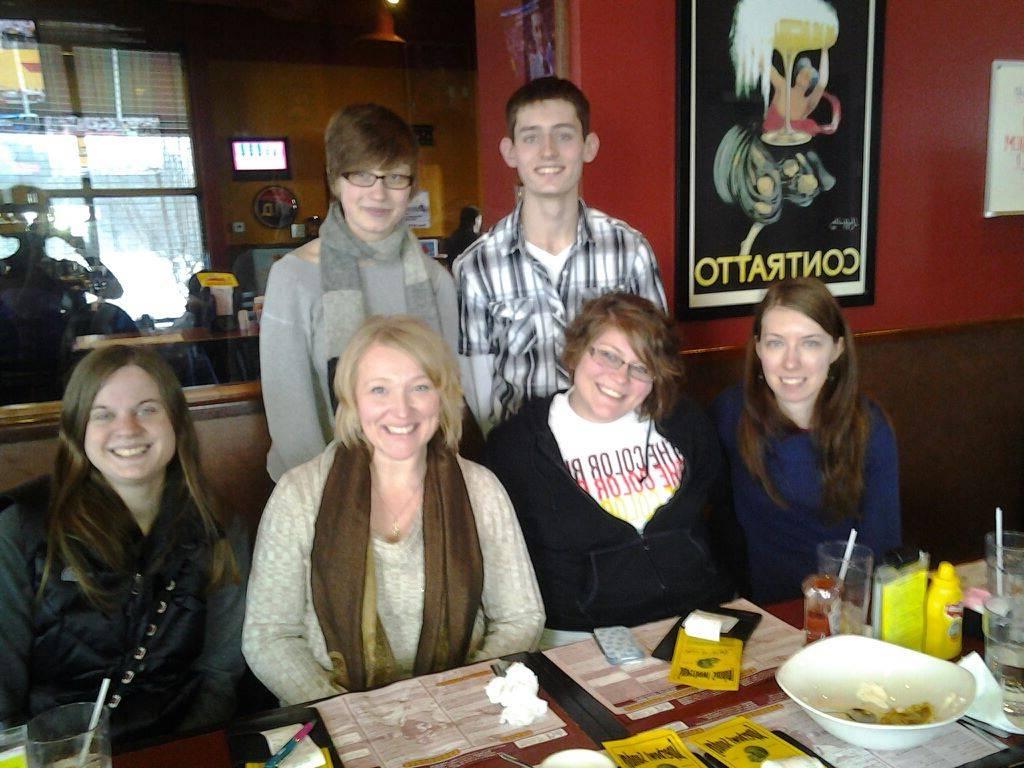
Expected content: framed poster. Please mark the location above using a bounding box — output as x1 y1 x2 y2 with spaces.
984 60 1024 218
498 0 569 83
678 0 885 317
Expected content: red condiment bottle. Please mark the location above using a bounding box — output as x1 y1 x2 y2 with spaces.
803 573 843 643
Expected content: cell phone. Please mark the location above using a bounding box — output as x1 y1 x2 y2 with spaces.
651 607 763 662
593 625 646 665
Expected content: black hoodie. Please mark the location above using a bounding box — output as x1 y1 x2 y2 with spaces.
485 393 738 631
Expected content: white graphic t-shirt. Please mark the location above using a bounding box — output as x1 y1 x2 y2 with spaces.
548 392 686 530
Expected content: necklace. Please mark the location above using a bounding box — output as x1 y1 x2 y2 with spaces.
372 482 424 543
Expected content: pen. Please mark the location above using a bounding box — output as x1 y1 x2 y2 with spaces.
265 721 315 768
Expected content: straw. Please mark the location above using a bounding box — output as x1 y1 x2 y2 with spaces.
837 528 858 583
77 677 109 768
996 506 1005 596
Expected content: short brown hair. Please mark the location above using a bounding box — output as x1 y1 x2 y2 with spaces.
505 76 591 137
562 292 682 422
334 316 463 451
324 103 418 184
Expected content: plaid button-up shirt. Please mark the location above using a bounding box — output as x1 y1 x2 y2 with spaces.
454 200 667 425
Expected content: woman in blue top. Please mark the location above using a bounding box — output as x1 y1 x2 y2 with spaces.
711 277 900 605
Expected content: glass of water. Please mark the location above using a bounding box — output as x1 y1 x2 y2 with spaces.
25 703 109 768
986 530 1024 597
983 595 1024 727
0 722 27 768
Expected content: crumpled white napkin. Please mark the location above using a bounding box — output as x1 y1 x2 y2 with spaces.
958 651 1024 734
763 758 824 768
485 661 549 727
261 724 326 768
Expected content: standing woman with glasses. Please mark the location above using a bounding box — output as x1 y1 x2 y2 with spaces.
260 104 464 481
485 293 735 648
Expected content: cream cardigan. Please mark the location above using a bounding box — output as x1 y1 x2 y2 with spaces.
242 444 545 705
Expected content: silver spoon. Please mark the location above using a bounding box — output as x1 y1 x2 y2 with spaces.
829 707 878 723
497 753 534 768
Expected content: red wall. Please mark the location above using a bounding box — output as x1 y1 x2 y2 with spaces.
475 0 1024 349
475 0 529 218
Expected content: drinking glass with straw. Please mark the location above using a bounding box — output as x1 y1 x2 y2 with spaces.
838 528 858 585
25 679 110 768
815 529 873 634
997 506 1004 596
76 678 109 767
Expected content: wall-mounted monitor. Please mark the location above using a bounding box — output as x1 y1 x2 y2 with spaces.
230 137 291 180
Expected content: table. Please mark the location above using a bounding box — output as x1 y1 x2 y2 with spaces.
71 326 260 352
111 600 1015 768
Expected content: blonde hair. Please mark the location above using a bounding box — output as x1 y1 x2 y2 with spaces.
333 316 463 451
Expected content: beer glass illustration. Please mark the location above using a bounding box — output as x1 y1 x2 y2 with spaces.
762 17 838 146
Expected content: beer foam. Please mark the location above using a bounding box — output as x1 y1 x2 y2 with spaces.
731 0 839 109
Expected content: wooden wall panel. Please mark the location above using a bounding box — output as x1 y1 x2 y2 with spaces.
3 319 1021 567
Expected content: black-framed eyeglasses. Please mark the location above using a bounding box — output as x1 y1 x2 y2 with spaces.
587 346 653 383
340 171 414 190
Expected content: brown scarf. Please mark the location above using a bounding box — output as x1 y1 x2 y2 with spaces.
310 438 483 692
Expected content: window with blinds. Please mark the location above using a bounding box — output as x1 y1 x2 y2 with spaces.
1 25 204 321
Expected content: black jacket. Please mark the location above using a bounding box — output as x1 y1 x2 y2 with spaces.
485 394 735 631
0 474 247 743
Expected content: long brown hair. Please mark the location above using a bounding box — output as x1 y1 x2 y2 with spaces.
737 278 870 523
562 292 684 423
43 346 236 607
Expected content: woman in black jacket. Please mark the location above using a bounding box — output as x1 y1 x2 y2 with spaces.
485 293 736 648
0 346 248 743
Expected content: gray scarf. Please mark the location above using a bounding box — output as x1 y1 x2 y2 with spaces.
319 202 443 403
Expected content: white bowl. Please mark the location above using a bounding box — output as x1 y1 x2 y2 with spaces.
538 750 615 768
776 635 976 750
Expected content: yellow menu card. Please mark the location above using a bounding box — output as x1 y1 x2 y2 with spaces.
603 728 704 768
688 717 804 768
667 633 743 691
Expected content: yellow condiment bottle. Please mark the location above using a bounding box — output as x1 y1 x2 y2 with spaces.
924 561 963 659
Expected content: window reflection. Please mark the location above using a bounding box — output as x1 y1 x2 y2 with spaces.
91 196 204 319
86 135 197 190
1 3 479 406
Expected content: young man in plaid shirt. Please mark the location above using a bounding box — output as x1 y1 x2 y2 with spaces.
454 77 667 432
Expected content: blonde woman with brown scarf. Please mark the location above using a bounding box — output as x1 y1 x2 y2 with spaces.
243 316 543 703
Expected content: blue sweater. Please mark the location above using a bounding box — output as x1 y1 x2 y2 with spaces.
711 385 901 605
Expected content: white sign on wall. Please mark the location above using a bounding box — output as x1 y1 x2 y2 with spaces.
985 60 1024 217
404 190 431 229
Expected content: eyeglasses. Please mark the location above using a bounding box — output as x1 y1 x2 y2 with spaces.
587 346 653 383
340 171 414 190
